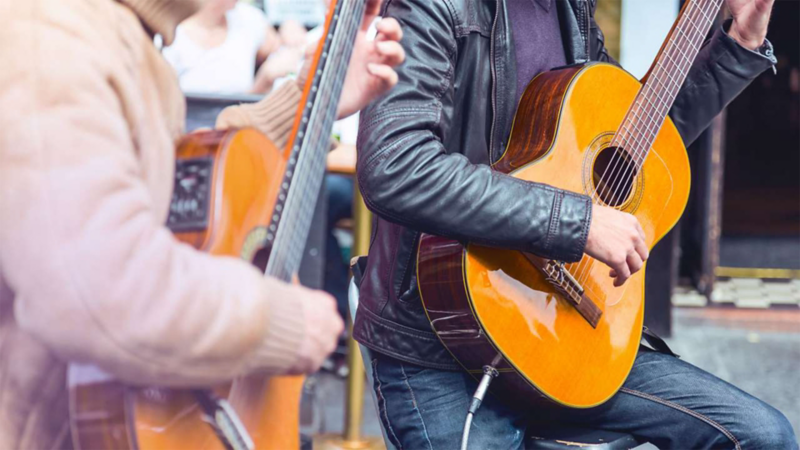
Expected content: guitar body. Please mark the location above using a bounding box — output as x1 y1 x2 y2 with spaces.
69 129 303 450
417 63 691 409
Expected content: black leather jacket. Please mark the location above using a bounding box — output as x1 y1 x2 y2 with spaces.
354 0 776 370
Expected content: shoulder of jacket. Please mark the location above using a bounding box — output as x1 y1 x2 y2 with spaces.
383 0 461 28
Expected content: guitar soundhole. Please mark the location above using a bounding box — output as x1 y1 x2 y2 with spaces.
252 246 271 273
592 146 638 207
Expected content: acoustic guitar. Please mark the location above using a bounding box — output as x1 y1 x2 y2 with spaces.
417 0 723 409
67 0 366 448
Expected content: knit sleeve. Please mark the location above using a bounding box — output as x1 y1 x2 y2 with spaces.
216 81 302 150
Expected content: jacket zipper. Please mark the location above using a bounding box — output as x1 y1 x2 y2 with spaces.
488 0 500 160
583 0 590 61
489 0 588 157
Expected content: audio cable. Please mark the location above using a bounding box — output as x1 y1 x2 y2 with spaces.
460 365 500 450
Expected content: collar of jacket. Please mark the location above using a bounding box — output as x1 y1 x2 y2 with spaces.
556 0 592 64
489 0 591 160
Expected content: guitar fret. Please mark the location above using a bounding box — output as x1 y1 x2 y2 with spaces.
652 76 673 106
685 14 708 38
673 39 694 68
676 27 701 53
628 97 661 162
698 0 717 25
656 56 684 96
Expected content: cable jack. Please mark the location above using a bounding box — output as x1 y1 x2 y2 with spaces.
460 365 499 450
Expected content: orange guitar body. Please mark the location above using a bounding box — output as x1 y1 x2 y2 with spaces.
417 63 691 409
68 129 303 450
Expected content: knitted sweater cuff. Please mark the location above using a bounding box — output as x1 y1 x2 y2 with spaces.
243 282 307 373
216 82 302 150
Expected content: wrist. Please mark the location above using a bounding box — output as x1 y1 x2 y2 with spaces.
728 21 765 51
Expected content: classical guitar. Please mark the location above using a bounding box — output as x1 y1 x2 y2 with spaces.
417 0 722 409
67 0 366 448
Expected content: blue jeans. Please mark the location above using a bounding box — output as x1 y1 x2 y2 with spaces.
370 347 797 449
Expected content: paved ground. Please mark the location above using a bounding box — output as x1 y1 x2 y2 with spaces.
311 307 800 445
673 278 800 308
664 307 800 436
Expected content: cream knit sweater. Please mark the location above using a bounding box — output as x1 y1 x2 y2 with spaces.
0 0 314 448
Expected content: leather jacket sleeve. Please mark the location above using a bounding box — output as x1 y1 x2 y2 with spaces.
357 0 592 263
589 14 777 146
669 20 777 144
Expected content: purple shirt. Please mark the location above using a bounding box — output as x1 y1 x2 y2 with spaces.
507 0 568 104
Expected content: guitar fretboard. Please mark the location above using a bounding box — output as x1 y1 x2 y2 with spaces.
264 0 365 282
614 0 724 168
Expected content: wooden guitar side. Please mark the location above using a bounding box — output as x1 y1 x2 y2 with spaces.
418 63 691 409
69 129 303 450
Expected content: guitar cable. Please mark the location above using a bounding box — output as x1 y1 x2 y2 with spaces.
460 365 500 450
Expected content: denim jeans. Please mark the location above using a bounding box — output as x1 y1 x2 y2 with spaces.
370 347 797 449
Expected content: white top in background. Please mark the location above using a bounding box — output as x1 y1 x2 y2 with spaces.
620 0 679 80
163 3 269 94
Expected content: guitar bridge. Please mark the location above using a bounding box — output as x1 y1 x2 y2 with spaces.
543 260 585 302
522 254 602 328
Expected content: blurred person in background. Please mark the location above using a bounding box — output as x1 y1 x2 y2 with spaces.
0 0 404 448
163 0 309 94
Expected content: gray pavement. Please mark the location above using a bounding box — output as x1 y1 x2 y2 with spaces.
665 307 800 436
311 307 800 444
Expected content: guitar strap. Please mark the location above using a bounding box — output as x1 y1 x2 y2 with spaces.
641 326 679 358
350 256 369 288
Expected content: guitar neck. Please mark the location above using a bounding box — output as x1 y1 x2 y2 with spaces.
264 0 366 282
615 0 724 167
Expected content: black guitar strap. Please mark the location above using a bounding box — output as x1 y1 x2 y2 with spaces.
641 326 679 358
350 256 368 289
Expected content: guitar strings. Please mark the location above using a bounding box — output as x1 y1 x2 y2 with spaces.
597 0 718 225
572 0 716 286
573 0 719 285
569 0 720 287
586 0 705 225
600 0 719 211
563 0 707 287
230 0 361 409
577 4 708 281
591 0 712 212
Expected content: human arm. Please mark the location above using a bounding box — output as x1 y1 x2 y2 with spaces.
0 21 343 386
356 0 592 263
251 19 307 94
256 21 282 64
